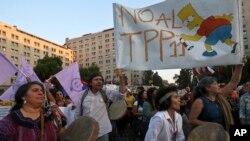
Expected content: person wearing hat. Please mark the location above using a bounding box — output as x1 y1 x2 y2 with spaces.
145 86 185 141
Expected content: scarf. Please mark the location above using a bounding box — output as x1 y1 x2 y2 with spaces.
217 94 234 132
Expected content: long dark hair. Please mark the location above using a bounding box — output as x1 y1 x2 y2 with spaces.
155 86 178 111
192 76 217 102
10 81 44 112
137 88 145 108
147 87 157 110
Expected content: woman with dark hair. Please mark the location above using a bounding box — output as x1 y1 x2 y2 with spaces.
132 88 145 119
0 81 59 141
145 86 185 141
189 64 244 131
146 87 157 110
55 90 66 107
140 88 157 139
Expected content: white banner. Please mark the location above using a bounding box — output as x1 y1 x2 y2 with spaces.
113 0 243 70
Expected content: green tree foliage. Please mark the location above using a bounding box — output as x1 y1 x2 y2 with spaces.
79 64 101 82
34 56 63 82
174 69 192 89
215 58 250 84
142 70 154 85
152 72 163 87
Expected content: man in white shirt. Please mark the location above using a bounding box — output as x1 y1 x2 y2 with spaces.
75 69 126 141
145 86 185 141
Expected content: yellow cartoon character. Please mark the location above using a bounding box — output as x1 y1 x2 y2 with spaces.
178 3 237 57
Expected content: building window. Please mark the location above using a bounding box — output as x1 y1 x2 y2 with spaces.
92 52 96 55
105 34 109 38
2 31 6 36
14 57 18 62
34 42 40 47
105 39 109 42
24 38 31 44
43 45 49 50
1 38 6 44
1 46 6 52
245 45 249 49
99 61 103 64
52 48 56 52
98 46 102 49
44 51 48 55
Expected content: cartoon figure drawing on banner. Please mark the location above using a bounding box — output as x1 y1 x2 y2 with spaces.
177 3 238 57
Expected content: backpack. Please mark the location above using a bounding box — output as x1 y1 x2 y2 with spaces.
79 88 110 116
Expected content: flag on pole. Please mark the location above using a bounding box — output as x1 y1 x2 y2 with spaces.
55 62 83 104
0 52 18 85
205 66 215 75
192 68 200 76
0 56 41 101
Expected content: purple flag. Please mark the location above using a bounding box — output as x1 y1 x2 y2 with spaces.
55 62 83 104
0 56 41 101
0 52 18 85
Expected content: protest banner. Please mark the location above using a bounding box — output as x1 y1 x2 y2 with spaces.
113 0 243 70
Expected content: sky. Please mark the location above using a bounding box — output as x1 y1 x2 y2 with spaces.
0 0 180 83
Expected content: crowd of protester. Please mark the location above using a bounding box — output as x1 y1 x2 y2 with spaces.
1 61 250 141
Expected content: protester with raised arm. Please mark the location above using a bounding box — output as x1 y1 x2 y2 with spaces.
189 58 246 131
75 69 126 141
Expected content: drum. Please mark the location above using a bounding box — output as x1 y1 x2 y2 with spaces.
187 123 229 141
61 116 99 141
108 100 127 120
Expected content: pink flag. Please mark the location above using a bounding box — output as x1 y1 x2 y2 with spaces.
55 62 83 104
0 52 18 85
0 56 41 101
